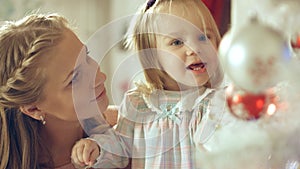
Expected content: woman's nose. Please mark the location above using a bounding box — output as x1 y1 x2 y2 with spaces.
87 56 106 87
94 69 106 87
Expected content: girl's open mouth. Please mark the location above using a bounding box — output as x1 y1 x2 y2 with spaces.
186 62 207 73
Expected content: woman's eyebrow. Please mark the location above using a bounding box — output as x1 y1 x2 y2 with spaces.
63 45 88 83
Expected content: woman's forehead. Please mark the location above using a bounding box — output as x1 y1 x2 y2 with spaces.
41 30 84 81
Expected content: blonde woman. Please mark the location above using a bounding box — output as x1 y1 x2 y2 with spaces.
0 13 127 169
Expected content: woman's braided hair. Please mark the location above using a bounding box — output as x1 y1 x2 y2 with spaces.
0 13 69 169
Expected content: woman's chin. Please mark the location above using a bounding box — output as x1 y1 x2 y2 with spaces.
97 96 109 114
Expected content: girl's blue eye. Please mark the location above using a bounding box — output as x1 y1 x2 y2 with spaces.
171 39 184 46
198 34 207 41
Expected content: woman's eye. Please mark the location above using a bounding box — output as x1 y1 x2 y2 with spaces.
68 72 79 85
170 39 184 46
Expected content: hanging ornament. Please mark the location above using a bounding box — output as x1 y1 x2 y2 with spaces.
291 33 300 49
218 30 233 64
226 84 278 121
290 33 300 59
219 17 292 93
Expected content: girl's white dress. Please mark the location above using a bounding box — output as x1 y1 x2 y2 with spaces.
114 87 217 169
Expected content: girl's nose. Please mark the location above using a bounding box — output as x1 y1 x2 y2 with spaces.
186 48 196 56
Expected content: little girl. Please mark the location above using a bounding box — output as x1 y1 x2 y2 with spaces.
71 0 225 168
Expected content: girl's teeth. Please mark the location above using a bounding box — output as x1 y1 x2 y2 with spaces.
188 63 207 70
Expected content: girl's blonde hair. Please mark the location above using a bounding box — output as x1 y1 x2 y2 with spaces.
125 0 223 90
0 13 70 169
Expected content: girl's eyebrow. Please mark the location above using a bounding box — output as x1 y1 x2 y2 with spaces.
161 31 186 39
202 27 213 33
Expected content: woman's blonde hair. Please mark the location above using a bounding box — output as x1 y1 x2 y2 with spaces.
125 0 223 90
0 13 70 169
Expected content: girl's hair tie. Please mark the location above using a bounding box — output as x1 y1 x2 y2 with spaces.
145 0 156 11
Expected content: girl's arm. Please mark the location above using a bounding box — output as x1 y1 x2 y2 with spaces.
72 89 143 168
71 114 129 168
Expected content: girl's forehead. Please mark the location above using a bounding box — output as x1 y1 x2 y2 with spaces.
157 1 206 17
154 13 206 36
154 3 209 30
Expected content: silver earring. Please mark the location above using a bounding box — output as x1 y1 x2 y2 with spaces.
40 115 46 125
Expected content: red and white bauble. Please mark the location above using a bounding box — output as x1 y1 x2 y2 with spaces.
226 84 277 121
291 33 300 49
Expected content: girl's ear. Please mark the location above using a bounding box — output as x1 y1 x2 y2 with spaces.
20 105 43 120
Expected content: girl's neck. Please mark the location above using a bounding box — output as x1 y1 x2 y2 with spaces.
40 115 84 167
162 78 207 92
163 83 207 94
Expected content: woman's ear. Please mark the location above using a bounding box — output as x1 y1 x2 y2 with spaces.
19 105 43 120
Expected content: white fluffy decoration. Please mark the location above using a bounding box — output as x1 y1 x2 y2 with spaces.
196 0 300 167
194 82 300 169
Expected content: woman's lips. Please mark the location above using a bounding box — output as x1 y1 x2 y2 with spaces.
96 89 106 101
91 88 106 102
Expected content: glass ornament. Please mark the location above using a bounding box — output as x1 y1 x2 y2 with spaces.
220 17 291 93
226 84 278 120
